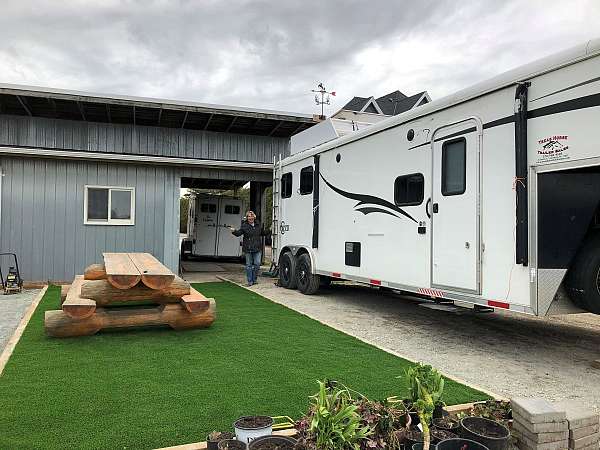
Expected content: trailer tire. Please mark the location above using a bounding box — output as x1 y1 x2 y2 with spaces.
278 251 297 289
296 253 321 295
565 232 600 314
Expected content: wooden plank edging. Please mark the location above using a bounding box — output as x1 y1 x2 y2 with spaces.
0 285 48 377
215 275 505 401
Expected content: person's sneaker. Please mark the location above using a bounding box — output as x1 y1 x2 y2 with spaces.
246 282 254 287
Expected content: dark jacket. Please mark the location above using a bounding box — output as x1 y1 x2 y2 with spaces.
232 220 269 253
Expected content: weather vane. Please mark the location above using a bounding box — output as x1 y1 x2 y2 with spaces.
311 82 336 119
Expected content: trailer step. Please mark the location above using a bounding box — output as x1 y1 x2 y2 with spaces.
418 303 476 314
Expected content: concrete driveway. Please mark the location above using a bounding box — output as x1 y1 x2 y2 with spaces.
220 270 600 411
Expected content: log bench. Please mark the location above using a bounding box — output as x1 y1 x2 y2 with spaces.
45 253 215 338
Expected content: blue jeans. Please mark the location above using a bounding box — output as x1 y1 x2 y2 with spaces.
245 251 262 284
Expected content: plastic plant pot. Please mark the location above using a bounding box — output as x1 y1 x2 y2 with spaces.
217 439 247 450
249 435 297 449
234 416 273 445
459 417 510 450
207 432 236 450
436 438 490 450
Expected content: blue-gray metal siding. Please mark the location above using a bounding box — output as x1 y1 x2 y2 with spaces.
0 155 272 282
0 156 180 281
0 115 290 163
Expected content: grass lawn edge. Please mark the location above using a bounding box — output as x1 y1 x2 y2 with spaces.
216 275 504 402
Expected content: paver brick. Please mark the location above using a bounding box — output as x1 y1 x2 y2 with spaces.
513 420 569 443
513 398 567 424
569 432 599 449
554 400 600 430
570 424 600 441
518 438 568 450
513 416 569 434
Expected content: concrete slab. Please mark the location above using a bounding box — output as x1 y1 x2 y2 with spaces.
513 398 567 424
0 289 40 353
554 400 600 430
518 437 568 450
571 424 600 441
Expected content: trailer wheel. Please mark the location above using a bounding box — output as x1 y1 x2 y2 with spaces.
565 232 600 314
278 251 297 289
296 253 321 295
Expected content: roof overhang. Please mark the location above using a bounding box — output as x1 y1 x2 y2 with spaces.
0 83 317 138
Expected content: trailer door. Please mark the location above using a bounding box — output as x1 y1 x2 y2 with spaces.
193 198 219 256
216 199 243 257
431 118 481 293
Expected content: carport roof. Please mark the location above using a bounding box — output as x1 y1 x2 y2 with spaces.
0 83 317 138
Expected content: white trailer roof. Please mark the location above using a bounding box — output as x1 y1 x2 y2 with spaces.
284 37 600 163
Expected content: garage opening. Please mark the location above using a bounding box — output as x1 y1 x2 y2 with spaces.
179 176 272 281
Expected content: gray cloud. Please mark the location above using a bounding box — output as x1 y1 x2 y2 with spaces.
0 0 598 114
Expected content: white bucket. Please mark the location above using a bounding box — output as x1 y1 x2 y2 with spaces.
234 416 273 446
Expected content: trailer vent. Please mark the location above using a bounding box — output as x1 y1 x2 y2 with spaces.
345 242 361 267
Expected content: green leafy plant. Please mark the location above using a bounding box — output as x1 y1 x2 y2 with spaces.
300 380 372 450
404 364 445 450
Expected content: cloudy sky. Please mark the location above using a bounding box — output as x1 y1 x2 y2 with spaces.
1 0 598 115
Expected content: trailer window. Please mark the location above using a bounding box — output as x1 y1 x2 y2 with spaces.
225 205 240 215
281 172 293 198
299 166 314 195
200 203 217 213
394 173 424 206
84 186 135 225
442 138 466 196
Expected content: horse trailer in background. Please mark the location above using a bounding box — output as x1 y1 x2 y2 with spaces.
181 194 244 259
272 37 600 316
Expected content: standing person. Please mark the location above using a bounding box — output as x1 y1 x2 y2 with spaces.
229 211 269 286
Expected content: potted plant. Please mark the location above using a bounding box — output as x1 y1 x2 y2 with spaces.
217 439 247 450
207 431 235 450
436 438 489 450
234 415 273 445
459 417 510 450
294 380 372 449
248 435 297 449
404 364 445 450
356 397 411 449
432 416 459 432
430 428 457 444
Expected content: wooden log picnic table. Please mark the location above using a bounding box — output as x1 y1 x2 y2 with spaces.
46 252 216 338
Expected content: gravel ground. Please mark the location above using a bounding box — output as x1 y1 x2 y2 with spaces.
219 268 600 412
0 289 40 353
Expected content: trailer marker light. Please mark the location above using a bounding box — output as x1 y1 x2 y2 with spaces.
332 272 341 278
488 300 510 309
370 279 381 286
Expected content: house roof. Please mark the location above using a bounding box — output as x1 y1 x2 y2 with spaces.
340 90 428 116
0 83 317 138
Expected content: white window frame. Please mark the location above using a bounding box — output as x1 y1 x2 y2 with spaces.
84 185 135 226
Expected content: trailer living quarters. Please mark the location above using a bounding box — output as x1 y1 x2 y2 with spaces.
274 38 600 316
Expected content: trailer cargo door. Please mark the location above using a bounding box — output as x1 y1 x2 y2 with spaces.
192 198 219 256
431 119 481 293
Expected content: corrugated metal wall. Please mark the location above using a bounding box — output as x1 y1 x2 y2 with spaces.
0 156 273 282
0 156 177 281
0 114 290 163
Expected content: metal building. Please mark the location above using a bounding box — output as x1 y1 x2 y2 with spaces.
0 83 315 282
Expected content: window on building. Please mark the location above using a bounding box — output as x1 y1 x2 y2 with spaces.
85 186 135 225
200 203 217 213
299 166 314 195
442 138 466 196
225 204 240 215
281 172 293 199
394 173 424 206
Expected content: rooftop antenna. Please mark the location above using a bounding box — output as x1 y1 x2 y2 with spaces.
311 82 336 120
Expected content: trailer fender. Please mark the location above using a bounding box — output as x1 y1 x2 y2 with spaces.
280 246 317 274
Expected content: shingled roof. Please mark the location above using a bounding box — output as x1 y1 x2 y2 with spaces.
340 90 429 116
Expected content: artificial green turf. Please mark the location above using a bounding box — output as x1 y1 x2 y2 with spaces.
0 282 489 449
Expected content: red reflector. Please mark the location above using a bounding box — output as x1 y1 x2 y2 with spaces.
488 300 510 309
370 279 381 286
331 272 341 278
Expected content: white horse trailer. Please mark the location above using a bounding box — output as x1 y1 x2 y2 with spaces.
182 194 244 259
273 38 600 316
